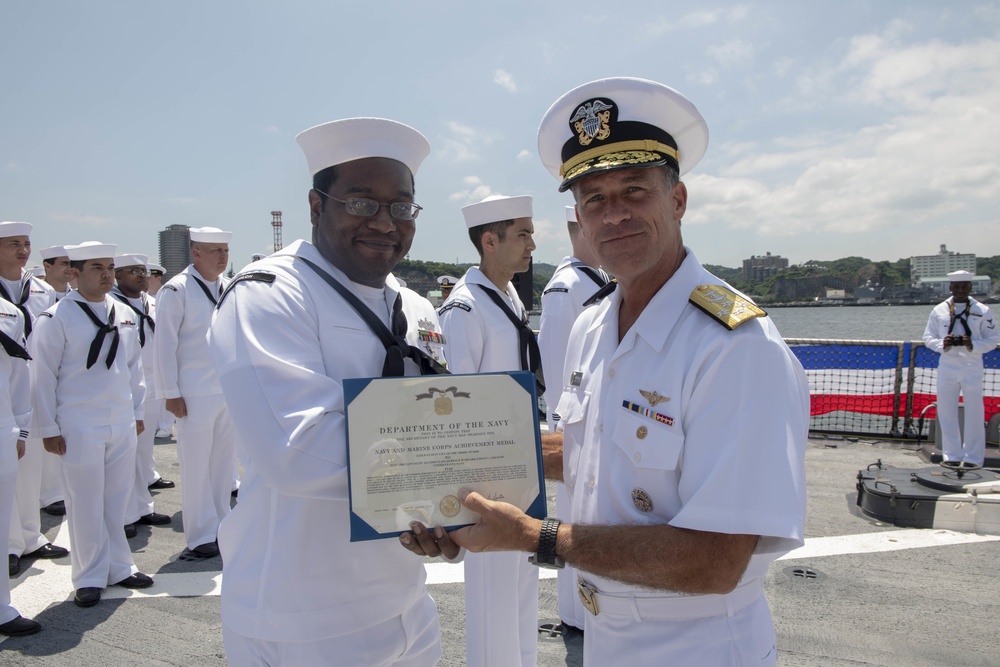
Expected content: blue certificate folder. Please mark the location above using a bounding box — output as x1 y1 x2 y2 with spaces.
344 370 547 542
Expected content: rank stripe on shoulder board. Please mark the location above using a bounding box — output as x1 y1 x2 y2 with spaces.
689 284 766 331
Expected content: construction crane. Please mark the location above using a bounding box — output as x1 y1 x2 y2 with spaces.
271 211 283 252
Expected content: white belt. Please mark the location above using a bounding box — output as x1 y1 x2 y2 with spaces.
577 577 764 621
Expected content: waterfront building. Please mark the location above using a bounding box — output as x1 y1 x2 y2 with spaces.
742 251 789 281
158 224 191 280
910 244 976 283
918 274 992 296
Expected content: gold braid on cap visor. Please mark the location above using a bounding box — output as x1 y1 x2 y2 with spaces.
559 140 679 178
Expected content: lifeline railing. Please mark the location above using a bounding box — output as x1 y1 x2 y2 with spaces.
784 339 1000 439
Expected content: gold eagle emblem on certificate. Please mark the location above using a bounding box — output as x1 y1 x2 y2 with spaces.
439 495 460 518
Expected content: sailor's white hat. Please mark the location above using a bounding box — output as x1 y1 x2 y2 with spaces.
39 245 68 260
114 253 149 269
437 275 457 287
948 270 974 282
189 227 232 244
66 242 116 261
538 77 709 191
462 195 533 229
296 118 431 177
0 222 33 238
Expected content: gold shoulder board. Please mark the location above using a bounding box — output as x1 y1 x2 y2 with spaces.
689 284 766 331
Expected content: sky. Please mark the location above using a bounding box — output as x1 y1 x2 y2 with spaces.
2 1 999 272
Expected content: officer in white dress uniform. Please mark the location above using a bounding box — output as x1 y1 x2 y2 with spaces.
31 241 153 607
0 299 42 635
154 227 236 559
209 117 459 666
446 78 810 666
37 246 73 516
0 223 68 577
436 194 539 667
538 205 609 635
112 254 173 532
922 270 1000 466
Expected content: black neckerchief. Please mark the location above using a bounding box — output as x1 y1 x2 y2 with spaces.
0 328 30 361
297 257 447 377
112 291 154 347
191 276 219 306
0 278 33 338
948 298 974 337
474 284 544 394
570 261 610 288
74 300 120 369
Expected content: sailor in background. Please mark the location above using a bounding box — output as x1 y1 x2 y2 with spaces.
0 222 68 577
145 264 174 440
37 245 74 517
537 204 609 636
393 274 448 367
436 194 540 667
0 299 41 635
112 254 173 536
154 227 237 560
437 275 457 303
922 270 1000 466
209 117 457 666
446 77 810 666
31 242 153 607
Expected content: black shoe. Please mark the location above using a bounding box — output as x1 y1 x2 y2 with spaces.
147 478 175 490
179 542 220 561
124 523 137 539
137 512 171 526
43 500 66 516
114 572 153 589
0 615 40 636
8 555 18 577
24 543 68 560
74 587 101 607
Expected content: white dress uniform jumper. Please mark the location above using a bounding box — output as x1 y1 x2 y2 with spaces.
30 291 145 590
154 265 237 550
438 266 540 667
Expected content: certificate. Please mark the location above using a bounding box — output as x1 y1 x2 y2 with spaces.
343 371 546 542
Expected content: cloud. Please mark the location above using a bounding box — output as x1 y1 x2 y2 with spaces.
263 126 282 136
644 6 749 37
448 176 497 203
708 39 755 68
493 69 518 93
50 212 114 226
516 149 532 161
437 121 501 163
684 28 1000 244
2 163 23 174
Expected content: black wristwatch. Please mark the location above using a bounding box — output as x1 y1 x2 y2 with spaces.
529 517 565 569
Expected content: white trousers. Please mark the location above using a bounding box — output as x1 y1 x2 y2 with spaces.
555 482 585 629
0 428 22 624
125 398 160 525
60 422 139 590
464 550 539 667
175 394 237 549
39 448 63 507
583 591 776 666
8 436 49 557
222 593 441 667
937 363 986 465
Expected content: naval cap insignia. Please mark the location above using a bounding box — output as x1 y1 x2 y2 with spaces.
639 389 669 407
632 488 653 512
569 98 614 146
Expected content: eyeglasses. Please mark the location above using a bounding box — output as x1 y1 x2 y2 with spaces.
123 268 149 277
315 190 422 221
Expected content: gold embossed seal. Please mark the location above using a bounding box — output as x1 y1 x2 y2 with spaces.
439 495 460 518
